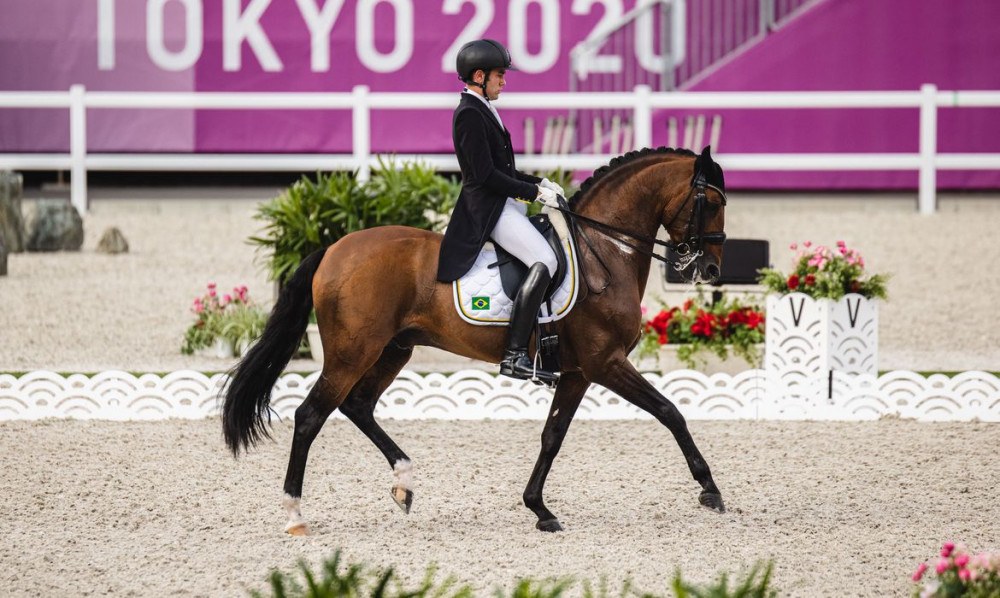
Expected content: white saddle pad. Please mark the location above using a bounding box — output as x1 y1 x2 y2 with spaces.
452 210 580 326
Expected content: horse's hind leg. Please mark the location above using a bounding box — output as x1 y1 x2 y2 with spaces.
338 341 416 513
282 374 343 535
594 357 725 513
281 345 386 535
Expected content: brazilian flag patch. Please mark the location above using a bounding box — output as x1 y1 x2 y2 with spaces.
471 296 490 311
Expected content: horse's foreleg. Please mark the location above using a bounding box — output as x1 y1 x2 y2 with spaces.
338 342 416 514
596 358 725 513
523 372 590 532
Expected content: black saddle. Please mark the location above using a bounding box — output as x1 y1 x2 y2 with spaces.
489 214 568 302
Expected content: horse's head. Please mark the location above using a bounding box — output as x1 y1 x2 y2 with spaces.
661 146 727 284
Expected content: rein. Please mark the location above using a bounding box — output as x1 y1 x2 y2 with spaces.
553 175 728 279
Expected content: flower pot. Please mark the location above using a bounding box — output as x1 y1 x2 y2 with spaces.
306 323 323 362
195 337 235 359
658 344 763 375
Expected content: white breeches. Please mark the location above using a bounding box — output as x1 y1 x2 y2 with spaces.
490 199 558 276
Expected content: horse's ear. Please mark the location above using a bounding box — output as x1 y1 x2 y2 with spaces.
694 145 725 191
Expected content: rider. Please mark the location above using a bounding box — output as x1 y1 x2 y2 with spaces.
436 39 564 383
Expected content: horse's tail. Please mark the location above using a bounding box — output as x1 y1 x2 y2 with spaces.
222 249 326 457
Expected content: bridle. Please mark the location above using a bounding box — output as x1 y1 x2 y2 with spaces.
554 170 728 276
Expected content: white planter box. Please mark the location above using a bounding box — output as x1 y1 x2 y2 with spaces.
306 323 323 362
194 337 235 359
658 344 763 375
765 293 878 404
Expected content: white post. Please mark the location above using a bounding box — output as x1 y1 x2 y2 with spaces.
633 85 653 151
352 85 371 183
69 84 88 213
918 83 938 215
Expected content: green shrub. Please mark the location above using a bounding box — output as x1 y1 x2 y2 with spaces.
253 552 776 598
250 159 459 284
670 562 776 598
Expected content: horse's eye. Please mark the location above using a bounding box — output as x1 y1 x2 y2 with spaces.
703 201 721 214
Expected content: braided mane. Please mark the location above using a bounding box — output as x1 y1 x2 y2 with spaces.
568 146 696 208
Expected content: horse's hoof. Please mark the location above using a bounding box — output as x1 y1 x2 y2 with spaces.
536 518 563 532
391 486 413 514
285 523 309 536
699 492 726 513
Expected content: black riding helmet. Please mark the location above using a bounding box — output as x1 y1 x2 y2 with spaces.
456 39 516 92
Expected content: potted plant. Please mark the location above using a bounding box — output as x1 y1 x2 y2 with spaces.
636 293 766 374
250 158 459 285
181 283 267 358
306 310 322 362
757 240 889 382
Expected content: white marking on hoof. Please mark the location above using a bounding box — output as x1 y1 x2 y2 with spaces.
392 459 413 491
282 493 306 534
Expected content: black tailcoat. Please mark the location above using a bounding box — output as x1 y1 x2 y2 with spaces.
436 93 540 282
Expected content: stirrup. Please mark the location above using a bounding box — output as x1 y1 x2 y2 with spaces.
499 351 559 386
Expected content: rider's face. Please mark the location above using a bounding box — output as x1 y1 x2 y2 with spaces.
482 69 506 101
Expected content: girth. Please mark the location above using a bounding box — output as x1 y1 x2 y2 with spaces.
488 214 568 301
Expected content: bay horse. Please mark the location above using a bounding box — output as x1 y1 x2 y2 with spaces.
223 146 729 535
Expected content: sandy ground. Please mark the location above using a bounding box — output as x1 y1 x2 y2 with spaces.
2 188 1000 372
1 417 997 597
2 189 999 596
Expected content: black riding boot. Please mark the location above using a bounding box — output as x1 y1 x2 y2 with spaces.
499 263 559 384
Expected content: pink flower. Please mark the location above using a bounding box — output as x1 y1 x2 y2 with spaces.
209 289 217 297
839 246 848 255
836 240 846 248
803 240 812 248
789 243 798 250
222 294 232 304
207 282 216 289
959 568 971 582
942 542 956 558
641 304 648 316
936 558 951 574
955 553 969 568
912 562 928 582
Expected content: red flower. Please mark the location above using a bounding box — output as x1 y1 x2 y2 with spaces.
658 332 668 345
850 280 861 293
690 310 717 338
648 309 674 335
804 274 816 286
682 299 694 312
745 311 764 330
787 274 800 290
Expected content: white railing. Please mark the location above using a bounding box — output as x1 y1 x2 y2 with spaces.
3 369 998 422
2 84 999 215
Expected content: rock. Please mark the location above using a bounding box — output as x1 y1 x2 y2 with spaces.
24 199 84 252
0 230 7 276
96 227 129 254
0 170 25 253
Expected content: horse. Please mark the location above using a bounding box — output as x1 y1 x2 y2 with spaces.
223 145 729 535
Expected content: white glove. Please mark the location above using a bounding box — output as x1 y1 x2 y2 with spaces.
539 177 566 198
535 185 560 208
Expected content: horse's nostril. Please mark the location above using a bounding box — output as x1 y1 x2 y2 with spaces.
706 264 721 280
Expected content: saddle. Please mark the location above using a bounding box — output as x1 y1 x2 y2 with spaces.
451 207 580 327
489 214 568 302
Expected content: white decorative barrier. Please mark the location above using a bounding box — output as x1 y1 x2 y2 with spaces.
1 369 998 422
766 293 879 405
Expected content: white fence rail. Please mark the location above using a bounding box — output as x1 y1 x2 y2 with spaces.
2 84 999 215
2 369 998 422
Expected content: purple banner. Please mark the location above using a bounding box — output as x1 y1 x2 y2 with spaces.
1 0 999 189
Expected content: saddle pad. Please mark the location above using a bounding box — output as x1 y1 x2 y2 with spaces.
453 213 580 326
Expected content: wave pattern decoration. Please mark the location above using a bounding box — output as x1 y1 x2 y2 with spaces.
1 370 998 422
